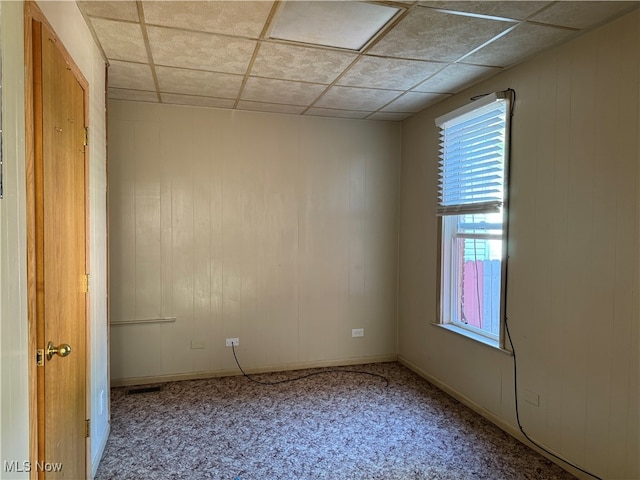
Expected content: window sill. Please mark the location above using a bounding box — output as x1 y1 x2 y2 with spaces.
430 322 512 356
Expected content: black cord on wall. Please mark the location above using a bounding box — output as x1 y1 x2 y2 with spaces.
505 317 603 480
502 88 602 480
231 343 389 387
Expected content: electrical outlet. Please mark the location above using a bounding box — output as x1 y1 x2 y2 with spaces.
226 338 239 347
352 328 364 337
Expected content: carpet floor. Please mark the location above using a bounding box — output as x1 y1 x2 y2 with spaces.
95 362 575 480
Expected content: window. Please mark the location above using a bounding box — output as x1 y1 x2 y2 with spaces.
436 92 511 346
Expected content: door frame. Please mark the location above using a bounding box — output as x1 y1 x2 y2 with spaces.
24 2 91 478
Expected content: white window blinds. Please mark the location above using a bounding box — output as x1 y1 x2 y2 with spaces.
435 92 509 216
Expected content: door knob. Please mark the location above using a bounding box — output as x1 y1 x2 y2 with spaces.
46 341 72 361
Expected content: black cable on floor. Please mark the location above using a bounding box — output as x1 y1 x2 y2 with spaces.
505 316 603 480
231 343 389 387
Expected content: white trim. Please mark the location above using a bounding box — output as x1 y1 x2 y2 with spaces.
111 317 176 325
110 354 398 387
90 423 109 479
435 91 505 126
398 355 593 480
436 200 502 217
430 322 511 355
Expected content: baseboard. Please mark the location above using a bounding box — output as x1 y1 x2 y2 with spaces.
397 355 593 480
90 422 110 479
111 354 398 387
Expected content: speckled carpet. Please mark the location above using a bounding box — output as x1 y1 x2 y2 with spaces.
95 362 575 480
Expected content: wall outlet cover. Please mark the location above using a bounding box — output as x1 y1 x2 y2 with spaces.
352 328 364 337
523 389 540 407
226 338 240 347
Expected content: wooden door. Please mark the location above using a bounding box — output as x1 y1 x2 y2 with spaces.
33 20 88 479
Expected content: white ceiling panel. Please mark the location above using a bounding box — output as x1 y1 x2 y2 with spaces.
382 92 449 113
305 108 371 119
419 1 551 20
242 77 327 106
463 23 576 67
368 7 514 62
315 86 402 111
108 60 156 90
109 88 159 103
78 1 139 22
161 94 236 109
90 18 147 63
368 111 413 121
251 42 358 84
147 26 256 74
156 66 243 98
142 1 274 37
530 1 636 28
338 56 443 90
412 63 500 94
79 0 639 121
237 101 307 115
270 1 401 50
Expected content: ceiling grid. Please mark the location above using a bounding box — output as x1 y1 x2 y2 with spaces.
78 0 639 121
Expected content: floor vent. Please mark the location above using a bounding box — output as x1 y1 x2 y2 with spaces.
126 385 162 395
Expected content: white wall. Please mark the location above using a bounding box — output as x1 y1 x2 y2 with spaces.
36 2 110 473
108 102 401 383
0 2 108 475
0 2 29 478
398 10 639 480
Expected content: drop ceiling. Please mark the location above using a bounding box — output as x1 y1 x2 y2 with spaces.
78 1 639 121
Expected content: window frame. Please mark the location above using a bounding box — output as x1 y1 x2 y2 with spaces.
434 91 512 350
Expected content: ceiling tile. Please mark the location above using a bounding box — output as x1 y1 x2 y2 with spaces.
315 86 402 111
141 1 274 37
109 88 159 103
109 60 156 90
161 94 236 109
79 1 139 22
305 108 371 119
251 42 357 84
156 66 243 99
338 56 444 90
463 23 576 67
147 26 256 74
236 101 307 115
419 1 551 20
382 92 450 112
91 18 147 63
369 7 514 62
368 112 412 121
413 63 501 93
90 0 633 121
270 1 400 50
529 1 637 29
242 78 327 106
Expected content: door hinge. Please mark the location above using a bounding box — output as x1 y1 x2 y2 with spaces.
85 419 90 438
82 274 89 293
36 349 45 367
83 127 89 146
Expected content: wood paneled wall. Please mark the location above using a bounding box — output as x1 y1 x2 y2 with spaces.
399 10 638 480
108 102 401 382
